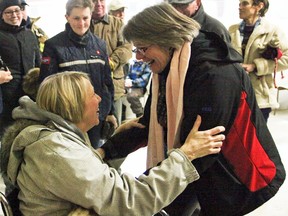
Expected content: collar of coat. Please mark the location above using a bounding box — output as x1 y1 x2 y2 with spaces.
65 22 90 46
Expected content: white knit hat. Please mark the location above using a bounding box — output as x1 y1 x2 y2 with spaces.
108 0 127 11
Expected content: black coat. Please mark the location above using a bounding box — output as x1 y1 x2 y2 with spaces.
193 4 231 43
0 19 40 113
103 31 285 216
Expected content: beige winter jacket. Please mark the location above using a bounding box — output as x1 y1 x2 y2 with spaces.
229 18 288 109
92 14 132 101
6 96 199 216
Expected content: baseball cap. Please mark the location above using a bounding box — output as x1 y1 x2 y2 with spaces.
108 0 127 11
168 0 195 4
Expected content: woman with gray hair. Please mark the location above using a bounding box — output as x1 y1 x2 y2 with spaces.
103 2 285 215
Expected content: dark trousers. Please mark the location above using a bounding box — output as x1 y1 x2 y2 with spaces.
126 88 145 117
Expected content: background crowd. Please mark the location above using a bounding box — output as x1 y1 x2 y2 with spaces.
0 0 287 215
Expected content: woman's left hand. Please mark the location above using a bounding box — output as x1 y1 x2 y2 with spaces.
114 117 145 134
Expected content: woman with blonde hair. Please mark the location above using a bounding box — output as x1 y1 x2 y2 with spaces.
1 71 224 215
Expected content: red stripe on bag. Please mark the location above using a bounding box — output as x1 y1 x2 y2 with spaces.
222 91 276 192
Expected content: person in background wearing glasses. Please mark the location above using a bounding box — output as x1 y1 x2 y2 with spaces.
0 0 40 138
168 0 231 42
100 3 285 215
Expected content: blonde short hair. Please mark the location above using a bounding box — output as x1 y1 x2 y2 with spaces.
36 71 91 123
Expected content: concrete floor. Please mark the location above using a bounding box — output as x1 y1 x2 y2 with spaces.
1 109 288 215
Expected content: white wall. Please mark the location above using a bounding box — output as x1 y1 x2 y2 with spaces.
25 0 288 37
25 0 163 37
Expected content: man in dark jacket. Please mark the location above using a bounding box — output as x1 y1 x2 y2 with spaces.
169 0 231 42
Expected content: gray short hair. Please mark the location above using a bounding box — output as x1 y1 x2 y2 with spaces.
66 0 94 15
122 3 200 49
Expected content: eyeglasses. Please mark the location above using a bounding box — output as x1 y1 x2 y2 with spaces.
132 46 151 55
3 8 22 16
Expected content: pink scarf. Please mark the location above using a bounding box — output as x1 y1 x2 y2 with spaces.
147 41 191 169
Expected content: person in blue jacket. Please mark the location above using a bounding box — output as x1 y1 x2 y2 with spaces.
39 0 117 149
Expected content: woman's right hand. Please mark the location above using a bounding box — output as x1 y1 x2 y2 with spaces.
0 70 13 84
180 115 225 161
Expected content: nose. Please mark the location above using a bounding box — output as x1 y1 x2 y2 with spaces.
96 94 102 103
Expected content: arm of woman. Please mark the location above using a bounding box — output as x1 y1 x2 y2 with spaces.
43 117 224 216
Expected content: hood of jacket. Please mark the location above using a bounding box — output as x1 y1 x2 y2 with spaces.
190 30 243 68
1 96 86 185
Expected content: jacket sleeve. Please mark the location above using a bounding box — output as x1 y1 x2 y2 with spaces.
101 93 151 159
181 64 242 173
109 20 132 70
100 40 115 115
44 140 199 215
254 25 288 76
39 40 60 83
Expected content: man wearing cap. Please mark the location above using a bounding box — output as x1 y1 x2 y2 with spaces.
91 0 132 127
0 0 40 138
108 0 127 20
169 0 231 42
